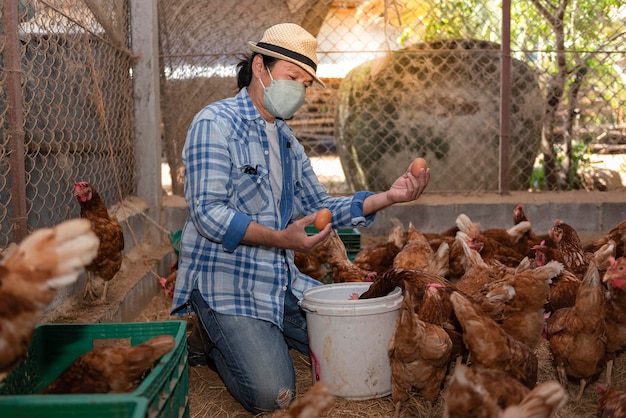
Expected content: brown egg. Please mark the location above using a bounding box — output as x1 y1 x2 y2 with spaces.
314 208 332 230
410 158 428 177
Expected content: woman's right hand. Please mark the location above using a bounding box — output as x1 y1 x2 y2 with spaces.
284 214 332 253
240 214 332 253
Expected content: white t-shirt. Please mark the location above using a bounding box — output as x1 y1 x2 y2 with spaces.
265 121 283 213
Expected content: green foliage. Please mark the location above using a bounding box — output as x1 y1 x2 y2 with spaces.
530 140 593 191
397 0 503 45
530 160 546 191
395 1 625 117
560 141 593 190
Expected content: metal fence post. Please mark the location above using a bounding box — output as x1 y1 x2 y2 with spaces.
500 0 512 194
4 0 28 242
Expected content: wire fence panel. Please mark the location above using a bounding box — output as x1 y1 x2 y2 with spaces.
159 0 626 195
0 0 135 247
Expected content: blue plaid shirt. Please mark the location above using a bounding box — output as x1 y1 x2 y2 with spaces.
171 88 375 328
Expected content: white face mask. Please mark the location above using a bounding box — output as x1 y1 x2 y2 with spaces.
259 67 306 119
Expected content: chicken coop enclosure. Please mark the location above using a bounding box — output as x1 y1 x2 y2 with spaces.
1 0 626 247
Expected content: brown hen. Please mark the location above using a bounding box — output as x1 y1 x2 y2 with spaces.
352 218 407 274
392 222 435 270
326 230 377 283
513 204 552 255
294 235 334 283
295 230 375 283
597 385 626 418
538 238 615 314
41 334 175 394
445 364 566 418
475 259 562 349
602 256 626 385
0 219 99 382
424 232 457 254
451 230 543 341
443 364 531 418
389 287 452 418
548 220 590 277
500 380 568 418
423 220 461 273
456 213 529 266
450 291 538 388
585 219 626 259
546 268 581 314
417 282 467 367
275 381 334 418
546 261 607 401
358 267 454 301
74 181 125 302
454 231 522 296
532 240 581 313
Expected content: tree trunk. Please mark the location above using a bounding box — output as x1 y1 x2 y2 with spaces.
535 0 570 190
563 64 588 188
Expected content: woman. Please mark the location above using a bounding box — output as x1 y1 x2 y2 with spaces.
171 22 430 413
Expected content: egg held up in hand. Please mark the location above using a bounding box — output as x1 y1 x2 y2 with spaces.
410 157 428 177
314 208 332 230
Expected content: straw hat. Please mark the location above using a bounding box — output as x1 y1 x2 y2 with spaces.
248 23 325 87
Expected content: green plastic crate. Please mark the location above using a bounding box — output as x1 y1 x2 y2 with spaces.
0 396 148 418
0 321 188 418
305 226 361 261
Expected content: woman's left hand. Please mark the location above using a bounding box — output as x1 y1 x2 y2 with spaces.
387 165 430 204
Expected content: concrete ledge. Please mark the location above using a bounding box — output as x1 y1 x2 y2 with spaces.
98 246 176 323
366 190 626 237
162 194 188 232
161 190 626 238
42 242 176 324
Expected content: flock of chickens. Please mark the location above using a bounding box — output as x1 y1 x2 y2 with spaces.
6 179 626 418
295 205 626 417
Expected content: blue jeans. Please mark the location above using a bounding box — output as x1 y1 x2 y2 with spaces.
189 289 310 413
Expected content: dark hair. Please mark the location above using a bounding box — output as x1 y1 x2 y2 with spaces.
236 53 279 90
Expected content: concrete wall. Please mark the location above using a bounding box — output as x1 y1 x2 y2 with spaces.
162 190 626 240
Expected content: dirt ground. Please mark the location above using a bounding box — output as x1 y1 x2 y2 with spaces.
136 227 626 418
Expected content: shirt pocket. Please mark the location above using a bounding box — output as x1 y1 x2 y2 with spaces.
233 163 270 214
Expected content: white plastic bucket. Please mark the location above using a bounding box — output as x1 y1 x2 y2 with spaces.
299 282 403 400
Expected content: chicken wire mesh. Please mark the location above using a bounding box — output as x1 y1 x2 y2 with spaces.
158 0 626 196
0 0 135 247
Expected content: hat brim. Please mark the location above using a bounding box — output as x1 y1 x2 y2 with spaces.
248 41 325 88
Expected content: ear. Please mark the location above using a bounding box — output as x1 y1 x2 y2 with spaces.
251 54 266 79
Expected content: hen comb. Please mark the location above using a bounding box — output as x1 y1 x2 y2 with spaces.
427 282 445 289
74 181 89 189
